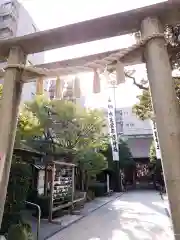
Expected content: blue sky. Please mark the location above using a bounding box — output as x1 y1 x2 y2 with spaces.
20 0 166 108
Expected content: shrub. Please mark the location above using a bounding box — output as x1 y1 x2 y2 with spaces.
89 182 107 197
1 212 22 234
5 162 32 213
36 196 50 218
7 223 33 240
1 162 32 235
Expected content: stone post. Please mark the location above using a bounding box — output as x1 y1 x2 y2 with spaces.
0 47 26 226
141 17 180 239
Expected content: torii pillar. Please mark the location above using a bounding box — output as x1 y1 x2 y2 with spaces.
141 17 180 239
0 47 26 226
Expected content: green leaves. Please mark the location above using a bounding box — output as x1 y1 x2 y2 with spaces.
149 141 156 163
0 84 2 97
132 89 152 120
133 77 180 120
1 84 107 168
75 150 108 178
16 94 107 158
48 99 107 154
101 139 135 170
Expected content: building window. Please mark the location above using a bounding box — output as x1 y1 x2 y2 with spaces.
123 111 128 116
3 2 12 10
126 123 135 127
2 14 11 21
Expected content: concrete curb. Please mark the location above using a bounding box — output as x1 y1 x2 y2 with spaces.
44 193 124 240
159 192 171 218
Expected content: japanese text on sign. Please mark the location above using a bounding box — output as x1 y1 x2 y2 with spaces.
151 120 162 159
107 97 119 161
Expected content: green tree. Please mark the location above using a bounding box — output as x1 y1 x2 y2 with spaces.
51 100 106 153
75 150 107 190
149 141 156 163
24 94 51 131
15 108 42 145
20 96 107 162
101 139 135 170
22 95 54 153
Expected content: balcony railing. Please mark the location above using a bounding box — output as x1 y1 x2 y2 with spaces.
0 29 14 39
0 1 18 18
0 17 16 29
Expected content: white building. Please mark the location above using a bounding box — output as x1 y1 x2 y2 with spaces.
104 106 153 159
0 0 46 101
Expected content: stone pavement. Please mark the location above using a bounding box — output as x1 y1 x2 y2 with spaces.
48 190 174 240
161 193 171 218
28 193 122 240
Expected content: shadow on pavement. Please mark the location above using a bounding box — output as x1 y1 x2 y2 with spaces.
49 190 173 240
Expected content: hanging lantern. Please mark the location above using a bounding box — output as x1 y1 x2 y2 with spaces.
93 69 101 93
55 76 62 99
73 76 81 98
36 76 44 95
116 61 125 85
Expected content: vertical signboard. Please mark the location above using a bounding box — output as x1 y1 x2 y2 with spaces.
107 96 119 161
119 109 124 135
151 119 162 159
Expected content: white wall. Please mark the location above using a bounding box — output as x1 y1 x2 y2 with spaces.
103 106 152 136
37 170 45 195
103 106 153 158
120 107 152 136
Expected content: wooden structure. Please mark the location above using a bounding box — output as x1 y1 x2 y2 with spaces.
13 144 45 198
13 144 44 163
0 1 180 238
47 161 76 222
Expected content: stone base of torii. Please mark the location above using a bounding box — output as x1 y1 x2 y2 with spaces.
0 2 180 239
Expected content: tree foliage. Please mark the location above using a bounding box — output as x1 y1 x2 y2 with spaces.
101 139 135 170
51 100 106 152
1 160 32 235
76 150 107 179
24 96 107 160
2 86 107 169
149 141 156 163
0 84 2 97
132 77 180 120
16 108 42 144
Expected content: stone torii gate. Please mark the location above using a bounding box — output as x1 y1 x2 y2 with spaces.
0 1 180 237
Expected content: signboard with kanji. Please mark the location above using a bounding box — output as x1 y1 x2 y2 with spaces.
107 97 119 161
151 120 162 159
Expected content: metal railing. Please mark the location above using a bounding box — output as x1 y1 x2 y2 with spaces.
25 201 41 240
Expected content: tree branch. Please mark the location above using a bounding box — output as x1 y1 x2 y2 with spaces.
125 72 148 91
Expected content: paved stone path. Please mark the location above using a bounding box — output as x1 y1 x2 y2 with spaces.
48 190 174 240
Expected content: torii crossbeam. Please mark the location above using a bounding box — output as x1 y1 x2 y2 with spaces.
0 2 180 238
